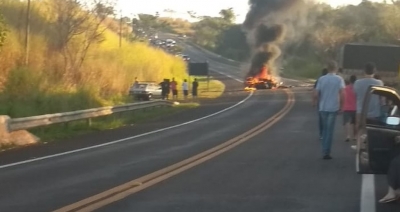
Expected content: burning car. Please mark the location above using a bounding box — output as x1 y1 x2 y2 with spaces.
244 65 279 90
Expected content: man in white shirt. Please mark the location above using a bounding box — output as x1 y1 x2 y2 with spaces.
182 79 189 100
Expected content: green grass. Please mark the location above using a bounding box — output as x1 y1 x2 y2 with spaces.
23 77 224 144
29 103 200 143
27 77 225 143
1 76 224 148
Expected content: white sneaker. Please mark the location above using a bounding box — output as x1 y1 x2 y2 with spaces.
351 145 357 150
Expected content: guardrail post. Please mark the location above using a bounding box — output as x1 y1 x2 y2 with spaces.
0 116 11 145
87 118 92 127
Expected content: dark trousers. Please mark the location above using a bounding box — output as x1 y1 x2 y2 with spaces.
388 155 400 190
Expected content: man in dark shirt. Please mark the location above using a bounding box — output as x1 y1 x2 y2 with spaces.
192 78 199 99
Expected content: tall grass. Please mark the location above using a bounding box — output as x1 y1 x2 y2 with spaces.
0 0 188 118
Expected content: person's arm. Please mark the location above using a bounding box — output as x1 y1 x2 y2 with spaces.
339 78 346 111
339 88 345 111
313 80 320 107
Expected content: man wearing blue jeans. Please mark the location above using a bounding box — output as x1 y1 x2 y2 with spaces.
314 68 328 139
313 61 345 160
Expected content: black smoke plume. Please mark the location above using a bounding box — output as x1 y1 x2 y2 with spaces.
243 0 301 78
247 44 281 77
255 24 285 47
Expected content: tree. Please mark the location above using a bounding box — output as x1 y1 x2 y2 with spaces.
314 25 356 60
51 0 115 80
192 16 231 50
216 25 249 61
380 3 400 42
219 8 235 24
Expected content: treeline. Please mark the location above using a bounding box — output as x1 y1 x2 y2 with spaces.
189 1 400 78
0 0 186 117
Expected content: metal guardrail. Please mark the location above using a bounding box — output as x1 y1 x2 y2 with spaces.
2 100 173 133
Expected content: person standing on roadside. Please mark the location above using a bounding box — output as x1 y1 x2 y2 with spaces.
160 79 168 100
192 78 199 99
182 79 189 100
170 78 178 100
313 61 345 160
352 63 384 150
343 75 357 142
314 68 328 140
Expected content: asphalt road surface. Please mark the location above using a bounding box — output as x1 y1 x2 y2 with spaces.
0 36 398 212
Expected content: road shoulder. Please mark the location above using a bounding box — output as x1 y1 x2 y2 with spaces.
0 71 248 166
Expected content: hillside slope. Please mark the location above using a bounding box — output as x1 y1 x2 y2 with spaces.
0 0 187 118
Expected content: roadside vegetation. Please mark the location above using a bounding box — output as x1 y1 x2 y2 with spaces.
0 0 187 119
0 0 227 149
1 77 223 147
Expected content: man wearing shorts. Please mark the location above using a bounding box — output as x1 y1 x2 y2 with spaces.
343 75 357 142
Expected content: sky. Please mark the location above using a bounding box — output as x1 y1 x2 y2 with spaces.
116 0 383 23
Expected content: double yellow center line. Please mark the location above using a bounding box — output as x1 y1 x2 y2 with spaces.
54 89 295 212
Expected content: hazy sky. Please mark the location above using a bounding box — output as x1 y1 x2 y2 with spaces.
116 0 382 23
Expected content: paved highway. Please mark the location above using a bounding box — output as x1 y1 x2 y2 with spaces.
0 37 398 212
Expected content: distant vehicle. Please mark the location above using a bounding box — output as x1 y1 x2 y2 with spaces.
181 55 190 62
166 39 176 47
154 40 164 46
129 82 162 101
166 39 176 44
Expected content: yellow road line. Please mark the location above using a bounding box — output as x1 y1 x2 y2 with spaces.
54 89 295 212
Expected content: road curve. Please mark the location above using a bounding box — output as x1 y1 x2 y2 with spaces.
90 88 399 212
0 44 292 211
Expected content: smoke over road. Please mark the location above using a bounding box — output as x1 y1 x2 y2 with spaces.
243 0 303 78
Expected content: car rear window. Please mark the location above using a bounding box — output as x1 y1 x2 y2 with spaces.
135 83 148 88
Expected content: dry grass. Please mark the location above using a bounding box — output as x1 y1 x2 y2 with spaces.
0 0 187 118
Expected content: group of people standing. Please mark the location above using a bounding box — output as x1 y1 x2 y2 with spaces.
160 78 199 100
313 61 383 159
313 61 399 204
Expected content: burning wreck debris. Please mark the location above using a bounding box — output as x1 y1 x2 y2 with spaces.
242 0 302 90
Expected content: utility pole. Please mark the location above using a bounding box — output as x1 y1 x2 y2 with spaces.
119 10 122 48
25 0 31 66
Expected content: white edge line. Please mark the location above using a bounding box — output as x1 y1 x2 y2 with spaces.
360 174 376 212
0 72 249 169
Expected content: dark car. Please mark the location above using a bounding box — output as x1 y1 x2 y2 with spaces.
356 85 400 174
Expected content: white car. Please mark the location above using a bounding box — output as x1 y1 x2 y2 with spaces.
129 82 162 101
